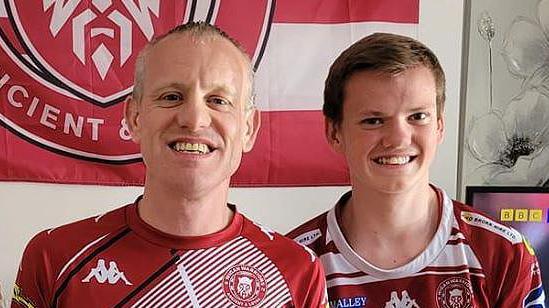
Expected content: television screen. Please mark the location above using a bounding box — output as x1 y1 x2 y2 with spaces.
466 186 548 305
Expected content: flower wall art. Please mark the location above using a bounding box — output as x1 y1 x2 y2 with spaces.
460 0 549 196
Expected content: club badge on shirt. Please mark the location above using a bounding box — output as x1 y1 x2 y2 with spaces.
223 264 267 307
436 277 473 308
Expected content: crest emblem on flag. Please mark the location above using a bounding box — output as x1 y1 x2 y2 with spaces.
0 0 274 162
6 0 185 106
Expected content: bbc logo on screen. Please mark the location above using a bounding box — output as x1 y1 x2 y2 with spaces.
500 208 549 223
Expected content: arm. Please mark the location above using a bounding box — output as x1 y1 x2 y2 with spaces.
291 247 329 308
11 233 54 308
303 258 329 308
495 239 545 308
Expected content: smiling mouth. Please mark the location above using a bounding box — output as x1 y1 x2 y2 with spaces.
373 155 416 165
170 142 212 154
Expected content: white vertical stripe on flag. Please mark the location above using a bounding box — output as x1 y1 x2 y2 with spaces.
255 22 419 111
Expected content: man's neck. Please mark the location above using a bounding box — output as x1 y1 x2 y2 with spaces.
340 184 440 269
138 180 233 237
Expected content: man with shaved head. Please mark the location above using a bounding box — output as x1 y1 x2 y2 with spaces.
13 22 327 308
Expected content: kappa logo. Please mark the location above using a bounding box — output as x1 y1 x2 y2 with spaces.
0 0 274 163
385 291 420 308
82 259 132 285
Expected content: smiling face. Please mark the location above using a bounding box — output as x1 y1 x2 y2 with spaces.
327 66 444 194
125 33 259 195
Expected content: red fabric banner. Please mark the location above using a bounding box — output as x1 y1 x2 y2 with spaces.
0 0 419 186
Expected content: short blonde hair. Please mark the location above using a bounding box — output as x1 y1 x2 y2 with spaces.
132 22 255 108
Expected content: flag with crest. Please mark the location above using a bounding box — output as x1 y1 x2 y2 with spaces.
0 0 419 186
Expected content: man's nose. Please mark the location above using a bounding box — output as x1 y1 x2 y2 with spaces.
176 96 211 131
381 119 412 148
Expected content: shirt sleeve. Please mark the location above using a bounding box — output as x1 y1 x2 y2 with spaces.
494 238 546 308
11 232 54 308
289 247 329 308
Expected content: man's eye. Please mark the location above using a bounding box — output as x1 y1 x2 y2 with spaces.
409 112 428 121
161 93 182 101
361 118 383 125
208 97 230 106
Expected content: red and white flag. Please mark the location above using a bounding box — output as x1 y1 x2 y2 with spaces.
0 0 419 186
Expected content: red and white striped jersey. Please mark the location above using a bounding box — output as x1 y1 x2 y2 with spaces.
288 187 546 308
13 200 328 308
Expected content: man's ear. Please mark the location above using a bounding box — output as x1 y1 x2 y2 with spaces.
325 118 344 153
124 95 141 144
436 114 445 145
242 107 261 153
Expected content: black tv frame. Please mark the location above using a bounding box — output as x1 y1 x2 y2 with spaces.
466 186 549 206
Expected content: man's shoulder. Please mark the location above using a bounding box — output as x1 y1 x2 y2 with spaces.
452 200 524 246
240 215 304 252
24 204 130 258
240 215 320 267
450 199 534 267
286 210 329 250
238 215 328 306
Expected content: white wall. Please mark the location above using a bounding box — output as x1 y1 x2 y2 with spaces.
0 0 464 303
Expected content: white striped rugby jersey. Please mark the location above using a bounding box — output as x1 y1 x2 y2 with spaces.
288 187 545 308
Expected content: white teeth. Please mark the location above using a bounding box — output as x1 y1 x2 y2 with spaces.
172 142 210 154
376 156 411 165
